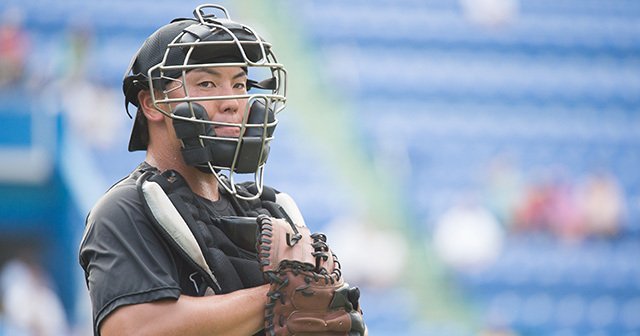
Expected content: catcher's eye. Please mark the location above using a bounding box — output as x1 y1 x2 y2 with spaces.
198 81 216 88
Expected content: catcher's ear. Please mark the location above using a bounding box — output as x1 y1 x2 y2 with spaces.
138 90 164 122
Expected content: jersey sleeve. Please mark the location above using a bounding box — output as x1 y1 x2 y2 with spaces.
79 179 182 335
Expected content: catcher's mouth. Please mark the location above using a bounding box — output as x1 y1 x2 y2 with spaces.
213 126 240 138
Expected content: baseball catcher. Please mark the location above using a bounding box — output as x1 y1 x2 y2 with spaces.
79 3 367 335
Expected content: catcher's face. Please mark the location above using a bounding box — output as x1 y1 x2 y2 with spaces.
163 66 249 138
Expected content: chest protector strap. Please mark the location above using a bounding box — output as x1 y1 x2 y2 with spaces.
136 169 306 295
137 171 222 292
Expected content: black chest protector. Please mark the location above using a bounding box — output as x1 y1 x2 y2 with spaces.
136 167 299 295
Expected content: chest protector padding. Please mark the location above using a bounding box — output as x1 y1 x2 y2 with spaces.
139 169 267 294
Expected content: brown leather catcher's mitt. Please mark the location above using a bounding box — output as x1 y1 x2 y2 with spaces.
256 214 366 335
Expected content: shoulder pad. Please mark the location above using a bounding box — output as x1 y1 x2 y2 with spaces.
274 192 306 229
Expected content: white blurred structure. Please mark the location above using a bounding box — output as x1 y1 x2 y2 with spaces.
460 0 520 27
432 204 505 272
325 216 409 288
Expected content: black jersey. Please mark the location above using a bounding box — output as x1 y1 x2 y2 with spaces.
79 162 258 335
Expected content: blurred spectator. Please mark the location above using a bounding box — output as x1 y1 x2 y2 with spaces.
512 177 553 233
0 7 29 88
511 169 586 241
507 165 626 242
514 167 584 241
546 174 584 241
577 170 625 237
0 250 68 336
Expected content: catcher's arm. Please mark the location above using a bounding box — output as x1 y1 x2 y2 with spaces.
100 285 268 336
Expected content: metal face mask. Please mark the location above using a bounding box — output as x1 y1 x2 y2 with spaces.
125 4 287 200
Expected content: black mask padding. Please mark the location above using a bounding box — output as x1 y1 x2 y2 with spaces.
245 100 275 137
173 102 216 170
172 101 275 174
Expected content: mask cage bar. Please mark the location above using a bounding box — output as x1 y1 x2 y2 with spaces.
194 4 231 23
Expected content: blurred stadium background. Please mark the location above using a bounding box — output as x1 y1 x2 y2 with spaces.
0 0 639 335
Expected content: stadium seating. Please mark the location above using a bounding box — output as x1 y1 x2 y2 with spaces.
296 0 640 334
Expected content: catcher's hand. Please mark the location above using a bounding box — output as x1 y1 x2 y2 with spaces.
256 215 366 336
